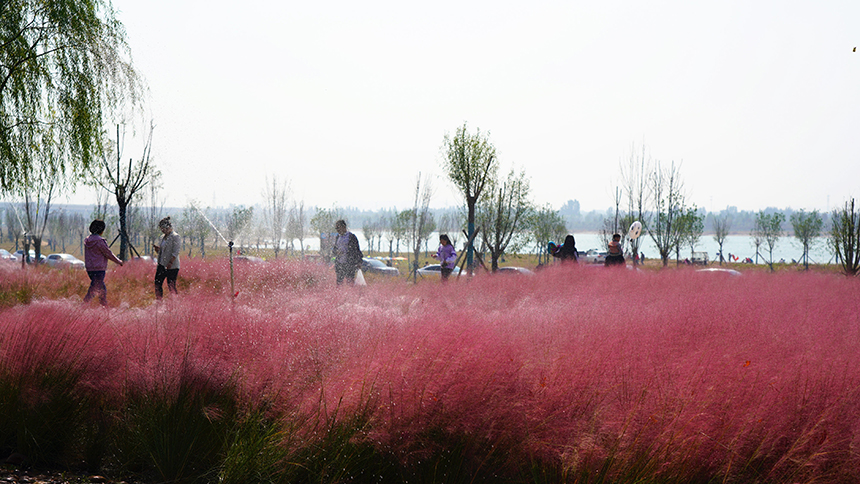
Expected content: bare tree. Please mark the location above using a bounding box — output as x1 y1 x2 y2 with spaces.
436 209 461 249
712 213 731 265
90 123 158 260
647 160 685 266
442 123 498 273
829 198 860 276
4 206 22 249
600 187 623 252
477 168 532 271
143 171 165 257
47 209 71 252
21 168 59 263
408 174 434 282
286 200 307 256
620 143 651 264
263 176 290 258
362 219 378 257
181 204 210 257
750 216 764 265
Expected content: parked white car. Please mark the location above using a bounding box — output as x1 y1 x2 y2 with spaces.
496 266 535 276
0 249 16 261
44 253 86 269
583 249 608 264
416 264 461 279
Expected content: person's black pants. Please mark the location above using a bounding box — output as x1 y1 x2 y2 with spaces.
440 267 453 281
605 255 625 267
154 264 179 298
335 263 357 285
84 270 107 306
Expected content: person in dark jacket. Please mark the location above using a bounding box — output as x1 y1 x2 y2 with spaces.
331 219 363 285
83 219 123 306
551 234 579 263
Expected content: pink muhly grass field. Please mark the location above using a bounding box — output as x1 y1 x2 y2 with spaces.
1 259 859 482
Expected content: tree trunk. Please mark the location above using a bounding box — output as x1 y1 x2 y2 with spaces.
118 200 129 261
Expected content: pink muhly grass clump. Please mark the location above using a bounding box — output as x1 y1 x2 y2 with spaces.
317 267 860 480
2 258 859 481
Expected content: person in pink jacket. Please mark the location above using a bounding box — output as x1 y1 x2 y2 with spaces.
83 219 123 306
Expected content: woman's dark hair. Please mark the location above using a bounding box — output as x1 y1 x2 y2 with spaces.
439 234 451 244
158 216 172 229
562 234 576 248
89 219 106 235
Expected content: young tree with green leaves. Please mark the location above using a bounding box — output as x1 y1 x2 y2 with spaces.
790 209 823 270
310 207 341 258
829 198 860 276
442 123 498 273
226 206 254 247
679 205 704 261
528 204 567 266
712 213 731 265
752 210 785 270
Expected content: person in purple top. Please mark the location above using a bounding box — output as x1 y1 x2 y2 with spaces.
83 219 123 306
432 234 457 282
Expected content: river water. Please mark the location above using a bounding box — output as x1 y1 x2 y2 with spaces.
279 232 836 266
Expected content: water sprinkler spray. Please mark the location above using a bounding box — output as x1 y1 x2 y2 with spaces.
190 201 236 300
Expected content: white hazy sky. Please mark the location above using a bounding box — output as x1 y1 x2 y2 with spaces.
65 0 859 213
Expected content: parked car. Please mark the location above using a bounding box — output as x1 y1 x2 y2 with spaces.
235 255 265 264
12 249 44 264
44 253 85 269
583 249 608 264
696 268 742 277
496 266 535 276
691 251 709 265
361 257 400 276
132 255 157 264
0 249 16 261
416 263 461 279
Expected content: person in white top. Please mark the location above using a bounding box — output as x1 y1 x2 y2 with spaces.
152 216 181 299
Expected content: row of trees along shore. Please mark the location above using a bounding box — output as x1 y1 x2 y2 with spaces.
3 178 859 278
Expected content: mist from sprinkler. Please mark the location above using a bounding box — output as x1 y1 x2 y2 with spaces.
190 202 237 300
